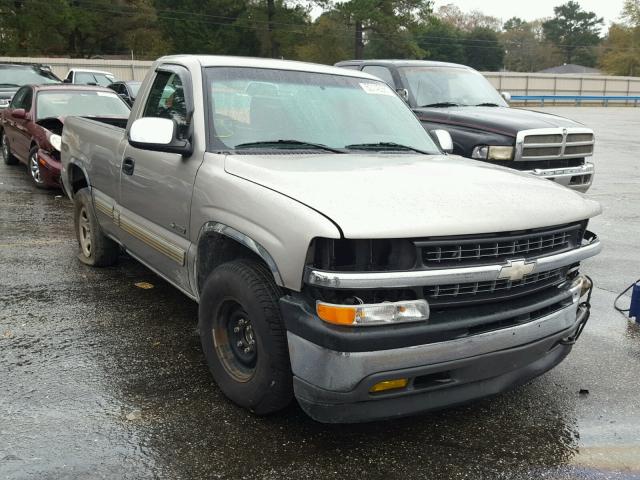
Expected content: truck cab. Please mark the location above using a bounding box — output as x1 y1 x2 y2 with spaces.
336 60 595 192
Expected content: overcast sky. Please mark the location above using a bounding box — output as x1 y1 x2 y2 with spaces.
432 0 626 26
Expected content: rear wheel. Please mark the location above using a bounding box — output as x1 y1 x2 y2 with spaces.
73 187 119 267
28 147 46 188
199 259 293 415
1 132 18 165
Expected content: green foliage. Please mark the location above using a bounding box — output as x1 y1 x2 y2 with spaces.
0 0 167 58
600 23 640 76
154 0 259 56
294 11 352 64
542 1 603 66
415 17 466 63
502 19 562 72
463 27 504 71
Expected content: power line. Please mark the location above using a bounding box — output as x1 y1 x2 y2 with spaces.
0 0 629 53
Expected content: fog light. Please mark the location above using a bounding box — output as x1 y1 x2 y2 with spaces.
370 378 408 393
316 299 429 327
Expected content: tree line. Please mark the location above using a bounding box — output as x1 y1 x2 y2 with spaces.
0 0 639 75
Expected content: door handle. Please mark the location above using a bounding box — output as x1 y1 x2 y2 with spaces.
122 157 135 175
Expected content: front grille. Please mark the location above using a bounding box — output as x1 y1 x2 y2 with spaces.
524 134 562 144
518 129 594 161
418 223 583 268
424 266 567 307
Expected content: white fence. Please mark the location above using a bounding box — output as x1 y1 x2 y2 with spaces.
3 56 640 99
0 56 153 81
483 71 640 98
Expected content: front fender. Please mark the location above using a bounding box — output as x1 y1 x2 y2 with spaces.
420 120 514 158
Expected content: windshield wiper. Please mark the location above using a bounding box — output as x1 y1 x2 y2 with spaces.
0 83 20 88
475 102 501 107
234 139 344 153
418 102 460 108
345 142 428 154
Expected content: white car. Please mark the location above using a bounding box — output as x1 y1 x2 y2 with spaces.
63 68 117 87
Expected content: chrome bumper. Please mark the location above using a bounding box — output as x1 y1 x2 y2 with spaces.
526 162 594 192
288 288 582 393
305 232 601 290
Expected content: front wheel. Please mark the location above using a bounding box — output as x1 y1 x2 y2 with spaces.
73 188 119 267
1 132 18 165
28 148 46 188
199 259 293 415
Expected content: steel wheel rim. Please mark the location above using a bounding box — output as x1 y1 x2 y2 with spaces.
29 152 43 184
78 206 92 257
212 299 257 383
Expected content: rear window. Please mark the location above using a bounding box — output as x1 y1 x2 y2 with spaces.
36 90 130 120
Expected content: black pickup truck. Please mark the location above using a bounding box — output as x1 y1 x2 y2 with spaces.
336 59 595 192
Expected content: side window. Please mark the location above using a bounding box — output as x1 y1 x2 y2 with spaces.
143 70 188 138
75 72 95 85
21 88 33 111
9 87 27 109
362 66 396 88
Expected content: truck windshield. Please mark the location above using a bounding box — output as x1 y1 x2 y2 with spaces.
206 67 439 154
398 66 507 108
36 90 131 120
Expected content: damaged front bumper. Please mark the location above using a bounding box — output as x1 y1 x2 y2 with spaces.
281 278 592 423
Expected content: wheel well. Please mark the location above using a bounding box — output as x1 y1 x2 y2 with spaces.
196 232 273 294
68 163 88 196
30 140 37 151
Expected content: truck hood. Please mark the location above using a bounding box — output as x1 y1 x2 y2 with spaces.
414 106 584 137
225 153 601 239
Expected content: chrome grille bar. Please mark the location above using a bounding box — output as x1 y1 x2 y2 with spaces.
515 127 594 161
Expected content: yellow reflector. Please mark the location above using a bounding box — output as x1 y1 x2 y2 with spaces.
370 378 408 393
316 303 356 325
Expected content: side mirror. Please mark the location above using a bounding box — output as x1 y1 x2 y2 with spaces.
501 91 511 102
63 78 71 83
396 88 409 102
128 117 192 156
12 108 26 119
431 129 454 154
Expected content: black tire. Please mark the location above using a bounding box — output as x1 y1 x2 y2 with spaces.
1 131 18 165
199 259 293 415
73 187 119 267
28 147 47 188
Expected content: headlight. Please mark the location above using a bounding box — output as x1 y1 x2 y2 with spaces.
0 98 10 108
472 145 514 160
316 299 430 327
49 134 62 152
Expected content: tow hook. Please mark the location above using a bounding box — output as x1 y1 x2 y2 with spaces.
560 275 593 346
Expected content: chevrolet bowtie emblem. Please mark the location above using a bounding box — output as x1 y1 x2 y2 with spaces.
498 259 536 281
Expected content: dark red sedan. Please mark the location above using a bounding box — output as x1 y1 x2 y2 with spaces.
1 84 130 188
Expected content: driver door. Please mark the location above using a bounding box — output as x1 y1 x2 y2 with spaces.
118 65 202 291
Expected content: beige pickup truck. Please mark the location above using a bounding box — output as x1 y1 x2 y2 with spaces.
61 55 601 423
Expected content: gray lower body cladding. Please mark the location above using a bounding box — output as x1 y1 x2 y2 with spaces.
281 294 587 423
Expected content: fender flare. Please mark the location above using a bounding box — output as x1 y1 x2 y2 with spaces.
64 159 92 199
198 222 284 287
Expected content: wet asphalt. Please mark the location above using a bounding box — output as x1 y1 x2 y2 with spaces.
1 107 639 480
